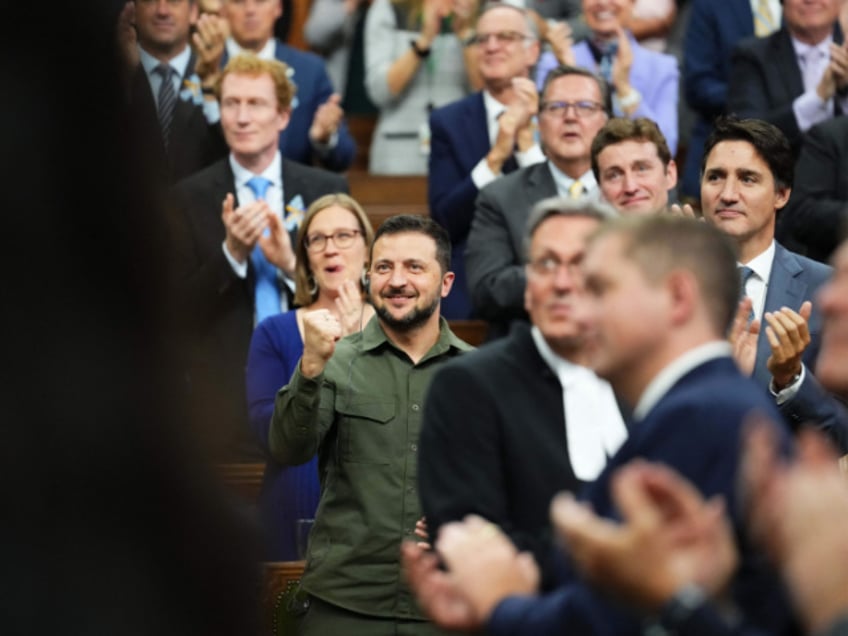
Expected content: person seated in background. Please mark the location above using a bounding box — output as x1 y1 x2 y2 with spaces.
217 0 357 171
465 64 610 338
169 54 349 462
428 1 543 319
780 115 848 264
727 0 846 154
679 0 776 201
535 0 679 155
304 0 377 115
364 0 479 174
245 194 374 561
590 116 685 216
117 0 228 187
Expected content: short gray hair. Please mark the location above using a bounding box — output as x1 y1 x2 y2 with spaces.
523 196 618 261
477 1 539 41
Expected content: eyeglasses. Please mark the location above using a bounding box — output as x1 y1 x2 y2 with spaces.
528 256 581 278
304 229 362 252
471 30 533 46
539 100 605 118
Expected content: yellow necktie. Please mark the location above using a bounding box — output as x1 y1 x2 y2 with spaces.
569 180 585 199
753 0 776 37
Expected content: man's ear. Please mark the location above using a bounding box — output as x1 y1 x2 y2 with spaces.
440 271 456 298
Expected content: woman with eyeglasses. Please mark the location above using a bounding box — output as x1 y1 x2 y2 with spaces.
246 193 376 560
364 0 481 174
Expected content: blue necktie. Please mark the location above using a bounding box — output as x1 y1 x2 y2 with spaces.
246 176 282 322
598 41 618 86
739 266 756 323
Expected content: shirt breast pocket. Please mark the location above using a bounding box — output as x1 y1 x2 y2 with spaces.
335 399 396 465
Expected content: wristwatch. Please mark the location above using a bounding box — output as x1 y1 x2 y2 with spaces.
410 39 431 59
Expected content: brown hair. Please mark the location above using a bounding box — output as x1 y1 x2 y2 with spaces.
590 117 672 182
293 194 375 306
215 53 295 112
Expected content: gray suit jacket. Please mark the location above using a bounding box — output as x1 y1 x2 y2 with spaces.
465 161 558 336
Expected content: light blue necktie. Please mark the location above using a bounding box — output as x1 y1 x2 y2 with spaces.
739 266 756 323
247 176 282 322
598 40 618 86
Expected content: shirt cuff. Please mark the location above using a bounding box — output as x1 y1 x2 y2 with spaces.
471 156 500 189
793 91 832 132
222 241 248 278
770 364 807 405
516 143 545 167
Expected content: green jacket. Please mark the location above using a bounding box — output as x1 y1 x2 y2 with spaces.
269 317 473 618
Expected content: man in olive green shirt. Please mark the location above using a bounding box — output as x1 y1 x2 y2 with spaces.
269 215 473 635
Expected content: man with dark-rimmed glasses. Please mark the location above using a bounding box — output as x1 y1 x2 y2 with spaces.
465 64 610 338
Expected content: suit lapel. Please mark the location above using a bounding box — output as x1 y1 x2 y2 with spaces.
774 30 804 102
755 244 806 381
463 93 492 171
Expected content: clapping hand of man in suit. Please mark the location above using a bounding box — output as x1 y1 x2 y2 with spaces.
548 20 576 67
301 309 343 378
221 193 273 262
116 2 139 80
257 212 297 278
764 301 813 391
193 13 228 88
487 78 538 174
309 93 344 146
611 27 639 117
823 41 848 99
730 297 760 377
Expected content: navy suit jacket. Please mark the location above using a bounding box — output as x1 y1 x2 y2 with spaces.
428 92 520 319
486 355 800 636
222 41 356 172
681 0 754 197
169 157 348 460
466 161 558 337
728 25 844 152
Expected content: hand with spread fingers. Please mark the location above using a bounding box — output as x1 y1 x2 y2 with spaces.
729 297 759 377
258 212 297 278
668 203 696 219
551 461 737 611
334 279 375 336
765 301 812 390
310 93 345 145
192 13 228 84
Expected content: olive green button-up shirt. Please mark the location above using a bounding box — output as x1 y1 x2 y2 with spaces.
269 317 472 619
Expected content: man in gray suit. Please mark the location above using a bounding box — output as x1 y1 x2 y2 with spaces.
465 65 610 337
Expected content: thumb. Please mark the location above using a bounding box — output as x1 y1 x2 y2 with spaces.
326 93 342 106
799 300 813 322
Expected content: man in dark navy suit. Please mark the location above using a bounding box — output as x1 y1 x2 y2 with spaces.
404 215 800 636
427 2 543 319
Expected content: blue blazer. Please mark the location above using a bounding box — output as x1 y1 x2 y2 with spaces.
222 40 356 172
486 356 800 636
428 92 504 319
681 0 755 197
753 243 831 386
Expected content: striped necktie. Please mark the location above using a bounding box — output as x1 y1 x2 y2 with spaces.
154 64 177 151
753 0 777 37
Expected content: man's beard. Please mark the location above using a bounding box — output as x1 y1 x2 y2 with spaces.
374 292 440 332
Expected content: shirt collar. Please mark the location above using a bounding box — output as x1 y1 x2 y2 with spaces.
229 151 282 190
790 33 832 61
530 326 597 386
359 316 474 359
740 240 775 284
547 162 598 196
226 36 276 61
633 341 733 421
138 43 191 79
482 90 505 144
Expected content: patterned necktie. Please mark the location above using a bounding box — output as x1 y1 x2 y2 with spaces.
753 0 777 37
598 40 618 86
246 176 282 323
569 180 585 199
739 265 756 323
154 64 177 151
